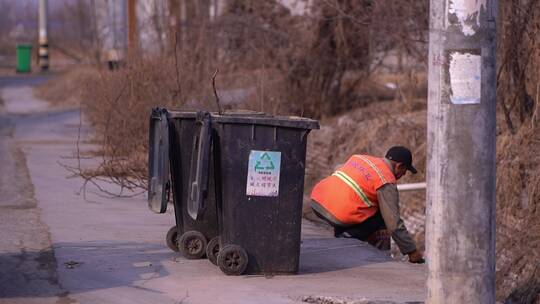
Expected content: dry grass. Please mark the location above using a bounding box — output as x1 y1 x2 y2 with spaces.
76 57 191 192
33 67 95 107
495 125 540 302
495 1 540 302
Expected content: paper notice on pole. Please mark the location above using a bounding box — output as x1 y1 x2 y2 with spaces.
246 150 281 197
449 51 481 104
446 0 486 36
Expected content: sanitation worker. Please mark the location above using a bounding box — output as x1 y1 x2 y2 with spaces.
310 146 424 263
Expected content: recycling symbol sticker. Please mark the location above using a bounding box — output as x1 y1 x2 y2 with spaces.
255 153 276 171
246 150 281 197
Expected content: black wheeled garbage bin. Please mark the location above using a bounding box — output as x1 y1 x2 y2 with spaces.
192 112 319 275
148 108 220 262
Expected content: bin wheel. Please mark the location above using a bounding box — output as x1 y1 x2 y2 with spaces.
206 237 220 265
178 231 207 259
165 226 180 252
217 244 248 275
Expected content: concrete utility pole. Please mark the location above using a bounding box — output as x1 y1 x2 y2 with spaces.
426 0 497 303
104 0 127 69
127 0 138 56
38 0 49 71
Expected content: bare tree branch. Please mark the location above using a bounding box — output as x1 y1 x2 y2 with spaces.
212 69 222 114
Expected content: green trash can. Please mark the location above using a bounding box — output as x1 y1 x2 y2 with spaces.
16 44 32 73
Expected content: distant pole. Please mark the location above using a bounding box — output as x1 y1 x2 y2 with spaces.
127 0 138 56
180 0 187 45
38 0 49 71
426 0 497 303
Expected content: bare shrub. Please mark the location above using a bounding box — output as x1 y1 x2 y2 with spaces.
69 1 430 199
34 67 96 106
496 125 540 303
497 0 540 133
286 0 428 118
76 51 219 194
495 0 540 301
49 0 96 61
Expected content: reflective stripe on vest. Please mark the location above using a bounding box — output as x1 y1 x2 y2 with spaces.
332 170 373 207
357 155 388 184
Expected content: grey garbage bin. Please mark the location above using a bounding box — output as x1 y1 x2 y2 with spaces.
189 111 319 275
148 108 220 262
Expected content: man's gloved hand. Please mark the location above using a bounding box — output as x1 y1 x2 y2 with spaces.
408 249 425 264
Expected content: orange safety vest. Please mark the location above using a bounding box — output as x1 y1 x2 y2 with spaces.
310 155 396 226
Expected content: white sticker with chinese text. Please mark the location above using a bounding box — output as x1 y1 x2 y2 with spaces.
449 51 481 104
246 150 281 197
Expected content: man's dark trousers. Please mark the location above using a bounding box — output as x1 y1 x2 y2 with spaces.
312 209 386 240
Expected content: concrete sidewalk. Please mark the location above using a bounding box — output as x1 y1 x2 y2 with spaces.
0 77 426 304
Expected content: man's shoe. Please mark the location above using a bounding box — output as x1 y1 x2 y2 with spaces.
335 231 353 238
366 229 391 251
334 227 352 238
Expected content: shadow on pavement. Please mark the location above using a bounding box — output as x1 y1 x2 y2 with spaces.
0 241 174 300
0 75 53 88
0 246 65 299
299 237 393 274
1 107 80 121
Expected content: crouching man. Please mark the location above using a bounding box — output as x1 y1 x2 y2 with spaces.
310 146 424 263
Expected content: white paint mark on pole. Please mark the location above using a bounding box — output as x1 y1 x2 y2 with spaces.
449 52 482 104
446 0 486 36
39 29 47 40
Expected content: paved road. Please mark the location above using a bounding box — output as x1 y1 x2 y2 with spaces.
0 75 75 304
0 76 426 304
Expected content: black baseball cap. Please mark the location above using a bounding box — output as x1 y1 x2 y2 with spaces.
385 146 417 174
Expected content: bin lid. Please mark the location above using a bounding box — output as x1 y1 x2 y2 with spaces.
166 109 319 129
212 113 320 130
166 109 267 119
16 44 33 49
166 111 197 119
148 108 170 214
